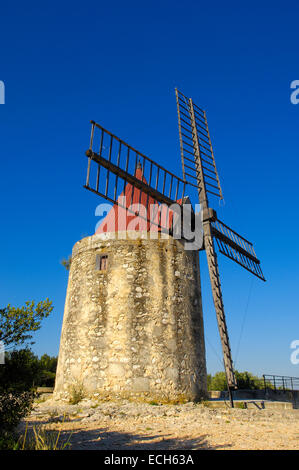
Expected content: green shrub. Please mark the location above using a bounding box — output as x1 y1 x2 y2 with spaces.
0 432 21 450
68 384 85 405
0 391 35 449
0 349 57 392
235 402 246 409
0 391 35 433
208 370 264 391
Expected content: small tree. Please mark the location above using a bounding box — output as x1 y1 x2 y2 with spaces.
209 372 227 391
235 371 264 390
206 374 212 391
208 370 264 391
61 256 72 271
0 351 58 392
0 299 53 351
0 349 40 392
38 354 57 387
0 300 54 447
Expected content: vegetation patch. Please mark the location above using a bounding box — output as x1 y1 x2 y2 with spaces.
68 383 85 405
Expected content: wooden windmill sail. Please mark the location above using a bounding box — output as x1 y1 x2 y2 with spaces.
84 88 265 401
175 88 265 394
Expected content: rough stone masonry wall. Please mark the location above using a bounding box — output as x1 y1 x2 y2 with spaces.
54 232 207 402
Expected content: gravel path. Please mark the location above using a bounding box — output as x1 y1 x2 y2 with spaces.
23 398 299 450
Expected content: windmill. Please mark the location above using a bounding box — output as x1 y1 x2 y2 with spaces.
84 88 265 405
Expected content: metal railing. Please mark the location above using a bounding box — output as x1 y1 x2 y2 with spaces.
263 374 299 392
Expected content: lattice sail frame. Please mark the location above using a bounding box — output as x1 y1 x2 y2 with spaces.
175 88 223 205
85 121 188 234
212 219 265 281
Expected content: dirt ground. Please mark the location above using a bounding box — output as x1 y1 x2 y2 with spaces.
23 398 299 450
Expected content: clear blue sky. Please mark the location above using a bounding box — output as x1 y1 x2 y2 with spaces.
0 1 298 378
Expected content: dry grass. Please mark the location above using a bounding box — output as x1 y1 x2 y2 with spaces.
19 420 72 450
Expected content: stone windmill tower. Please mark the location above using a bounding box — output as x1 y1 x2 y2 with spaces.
54 163 207 402
54 88 265 405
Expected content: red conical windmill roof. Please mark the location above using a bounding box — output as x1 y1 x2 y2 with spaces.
96 164 163 234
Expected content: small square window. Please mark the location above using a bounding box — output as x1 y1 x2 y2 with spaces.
96 254 108 271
